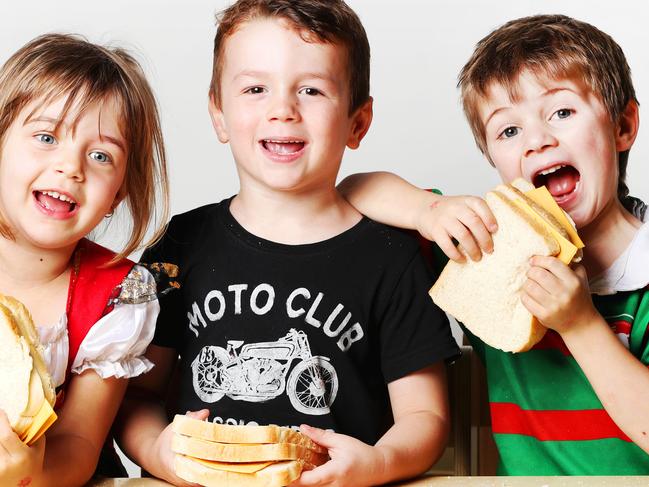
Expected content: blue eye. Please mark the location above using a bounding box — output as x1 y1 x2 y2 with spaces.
554 108 572 119
89 151 111 164
299 87 321 96
36 133 56 145
500 126 519 139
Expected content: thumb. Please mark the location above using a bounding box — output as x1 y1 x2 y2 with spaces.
299 424 339 449
185 409 210 421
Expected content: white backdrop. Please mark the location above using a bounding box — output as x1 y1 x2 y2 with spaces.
2 0 648 254
3 0 647 477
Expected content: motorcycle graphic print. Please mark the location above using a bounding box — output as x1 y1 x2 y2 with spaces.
191 329 338 415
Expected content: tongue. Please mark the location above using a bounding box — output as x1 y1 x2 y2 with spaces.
36 193 74 213
266 142 303 155
545 168 580 197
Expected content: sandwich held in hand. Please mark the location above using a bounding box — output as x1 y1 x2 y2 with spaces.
429 179 584 353
172 414 328 486
0 295 57 444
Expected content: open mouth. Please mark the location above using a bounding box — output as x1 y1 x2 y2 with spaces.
532 164 581 201
34 190 78 214
261 139 305 156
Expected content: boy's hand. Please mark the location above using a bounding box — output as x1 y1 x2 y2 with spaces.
150 409 208 487
420 195 497 263
290 424 383 487
521 256 598 335
0 409 45 487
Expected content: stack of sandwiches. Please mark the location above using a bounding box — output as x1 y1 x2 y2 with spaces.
0 295 57 444
430 179 584 353
172 415 329 486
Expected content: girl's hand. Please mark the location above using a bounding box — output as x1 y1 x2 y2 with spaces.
150 409 208 487
521 256 598 335
0 410 45 487
419 195 497 263
289 424 383 487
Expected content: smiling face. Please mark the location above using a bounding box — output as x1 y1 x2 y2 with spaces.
479 70 634 229
209 17 372 196
0 93 127 250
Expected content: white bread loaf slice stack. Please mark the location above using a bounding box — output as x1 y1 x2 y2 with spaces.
429 180 584 353
0 295 57 444
172 415 328 486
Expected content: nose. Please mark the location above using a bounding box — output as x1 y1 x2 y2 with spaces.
53 149 85 182
266 90 300 123
523 122 558 158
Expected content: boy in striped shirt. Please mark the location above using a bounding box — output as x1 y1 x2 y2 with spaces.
341 14 649 474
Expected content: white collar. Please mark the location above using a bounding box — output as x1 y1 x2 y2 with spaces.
590 218 649 296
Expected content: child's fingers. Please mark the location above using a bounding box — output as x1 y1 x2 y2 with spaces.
0 409 24 454
291 461 335 486
298 424 340 449
446 220 482 261
520 289 547 319
526 265 561 295
433 231 465 263
530 255 572 279
185 409 210 421
466 197 498 233
458 210 494 254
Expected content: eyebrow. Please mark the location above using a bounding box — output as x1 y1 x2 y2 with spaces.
483 86 579 127
25 116 127 153
233 70 337 84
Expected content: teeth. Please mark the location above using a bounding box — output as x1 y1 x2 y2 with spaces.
538 165 566 176
41 190 76 204
265 139 303 144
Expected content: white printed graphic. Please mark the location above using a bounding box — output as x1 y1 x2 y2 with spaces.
191 329 338 415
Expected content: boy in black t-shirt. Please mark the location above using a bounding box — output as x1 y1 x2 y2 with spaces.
116 1 459 485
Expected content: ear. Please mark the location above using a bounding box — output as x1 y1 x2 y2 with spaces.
615 99 639 152
346 97 373 150
208 92 230 144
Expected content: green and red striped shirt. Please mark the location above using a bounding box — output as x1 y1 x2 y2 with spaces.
466 287 649 474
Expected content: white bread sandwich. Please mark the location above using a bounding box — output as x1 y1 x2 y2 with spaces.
429 180 584 353
172 415 328 486
0 295 57 444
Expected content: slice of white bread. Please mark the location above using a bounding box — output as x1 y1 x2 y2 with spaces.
0 296 56 406
430 190 560 352
175 454 306 487
172 415 327 454
0 303 36 436
172 433 329 465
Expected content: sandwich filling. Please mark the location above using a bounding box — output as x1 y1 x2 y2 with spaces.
532 164 580 202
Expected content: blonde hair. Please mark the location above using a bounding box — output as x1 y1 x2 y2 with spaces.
458 15 638 206
0 33 169 262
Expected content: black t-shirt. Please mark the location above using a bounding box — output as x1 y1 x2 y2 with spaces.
142 198 459 445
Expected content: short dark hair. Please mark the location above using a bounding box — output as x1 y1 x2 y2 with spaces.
210 0 370 114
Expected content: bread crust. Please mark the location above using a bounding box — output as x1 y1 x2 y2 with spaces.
172 415 327 454
172 433 329 465
175 455 306 487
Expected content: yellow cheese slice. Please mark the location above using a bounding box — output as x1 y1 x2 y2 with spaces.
511 198 578 265
524 186 585 249
21 400 57 446
191 457 274 474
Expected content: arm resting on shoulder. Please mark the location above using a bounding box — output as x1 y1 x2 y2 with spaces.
338 171 438 230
